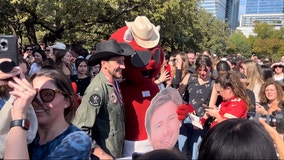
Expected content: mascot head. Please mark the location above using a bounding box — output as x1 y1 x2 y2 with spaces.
110 16 164 84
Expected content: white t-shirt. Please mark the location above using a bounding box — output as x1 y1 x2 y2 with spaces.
29 63 41 75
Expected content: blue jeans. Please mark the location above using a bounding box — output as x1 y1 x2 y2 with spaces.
178 117 205 160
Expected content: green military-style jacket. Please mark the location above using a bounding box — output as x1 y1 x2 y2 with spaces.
72 72 125 158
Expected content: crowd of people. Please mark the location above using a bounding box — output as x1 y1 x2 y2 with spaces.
0 15 284 160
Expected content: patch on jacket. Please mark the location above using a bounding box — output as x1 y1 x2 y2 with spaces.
109 93 117 104
89 94 101 106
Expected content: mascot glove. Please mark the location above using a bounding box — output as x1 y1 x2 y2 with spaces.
176 104 195 120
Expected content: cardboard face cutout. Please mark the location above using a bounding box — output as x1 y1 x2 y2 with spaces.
145 87 182 150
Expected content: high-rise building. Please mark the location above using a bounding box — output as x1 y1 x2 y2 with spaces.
199 0 240 30
237 0 284 37
200 0 227 21
240 13 284 27
227 0 240 30
246 0 284 14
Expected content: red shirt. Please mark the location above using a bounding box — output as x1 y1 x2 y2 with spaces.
211 97 248 127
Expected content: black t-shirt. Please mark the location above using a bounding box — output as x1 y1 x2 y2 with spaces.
71 75 91 96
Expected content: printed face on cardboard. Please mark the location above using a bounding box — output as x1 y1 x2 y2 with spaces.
147 100 181 150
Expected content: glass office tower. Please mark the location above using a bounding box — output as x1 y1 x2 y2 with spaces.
237 0 284 37
200 0 227 21
246 0 284 14
200 0 240 30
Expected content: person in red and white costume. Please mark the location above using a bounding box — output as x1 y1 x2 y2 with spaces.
110 16 164 157
110 16 192 157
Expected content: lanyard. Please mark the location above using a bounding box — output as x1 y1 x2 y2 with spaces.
104 74 123 104
113 80 123 104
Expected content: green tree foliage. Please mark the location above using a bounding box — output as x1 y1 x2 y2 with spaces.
253 22 284 60
196 9 231 55
228 22 284 60
227 30 252 56
254 21 274 39
0 0 231 55
252 38 284 60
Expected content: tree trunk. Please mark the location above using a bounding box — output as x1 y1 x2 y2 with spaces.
24 19 37 45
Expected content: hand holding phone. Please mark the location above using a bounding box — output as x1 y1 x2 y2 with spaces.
255 102 268 114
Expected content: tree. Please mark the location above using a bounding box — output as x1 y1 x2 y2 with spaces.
228 22 284 59
227 30 252 56
253 38 284 60
254 22 274 39
0 0 230 55
195 9 231 55
252 22 284 60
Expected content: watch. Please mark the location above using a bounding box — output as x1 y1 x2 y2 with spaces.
10 119 30 130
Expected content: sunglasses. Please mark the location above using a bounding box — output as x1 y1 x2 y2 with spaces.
130 48 161 67
45 49 50 52
273 65 283 68
26 48 33 51
34 88 65 103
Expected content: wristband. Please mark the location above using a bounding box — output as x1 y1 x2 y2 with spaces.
10 119 30 130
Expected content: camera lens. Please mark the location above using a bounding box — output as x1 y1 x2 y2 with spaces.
0 61 16 73
0 39 8 51
269 117 277 127
1 41 7 47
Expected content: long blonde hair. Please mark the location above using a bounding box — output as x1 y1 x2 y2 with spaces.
243 60 264 90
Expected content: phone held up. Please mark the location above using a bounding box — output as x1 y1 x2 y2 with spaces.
0 35 19 80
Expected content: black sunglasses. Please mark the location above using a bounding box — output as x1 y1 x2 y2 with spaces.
35 88 65 103
273 65 283 68
26 48 33 51
130 48 161 67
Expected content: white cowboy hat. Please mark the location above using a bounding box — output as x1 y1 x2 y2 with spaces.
125 16 160 49
50 42 66 50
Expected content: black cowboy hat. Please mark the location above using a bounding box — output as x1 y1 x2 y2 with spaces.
88 39 134 66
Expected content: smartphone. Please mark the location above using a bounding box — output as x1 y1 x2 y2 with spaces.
255 102 261 107
164 65 172 78
0 35 18 66
0 35 19 81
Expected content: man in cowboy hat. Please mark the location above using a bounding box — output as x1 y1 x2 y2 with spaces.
72 39 134 159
